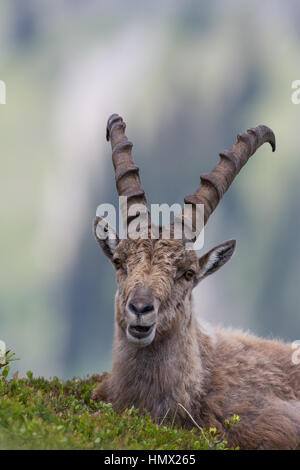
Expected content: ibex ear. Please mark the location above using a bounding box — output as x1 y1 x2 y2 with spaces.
197 240 236 281
94 216 119 260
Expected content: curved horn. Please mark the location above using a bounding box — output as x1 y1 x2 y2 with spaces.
182 125 276 238
106 114 148 227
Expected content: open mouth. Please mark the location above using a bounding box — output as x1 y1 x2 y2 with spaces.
128 324 154 339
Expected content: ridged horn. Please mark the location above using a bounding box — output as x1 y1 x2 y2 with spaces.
106 114 148 227
183 124 276 237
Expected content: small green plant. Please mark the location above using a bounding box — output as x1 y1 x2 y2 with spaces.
0 348 19 379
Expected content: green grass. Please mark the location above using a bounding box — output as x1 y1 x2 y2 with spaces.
0 353 237 450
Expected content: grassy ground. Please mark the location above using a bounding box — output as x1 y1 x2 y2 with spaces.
0 352 238 450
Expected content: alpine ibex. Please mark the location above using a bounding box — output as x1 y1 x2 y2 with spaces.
92 114 300 449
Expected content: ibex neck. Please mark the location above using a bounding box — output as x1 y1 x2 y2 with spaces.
110 310 213 423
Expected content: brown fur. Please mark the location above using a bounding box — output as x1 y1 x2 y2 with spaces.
92 236 300 449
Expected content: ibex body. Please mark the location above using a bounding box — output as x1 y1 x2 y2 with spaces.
92 115 300 449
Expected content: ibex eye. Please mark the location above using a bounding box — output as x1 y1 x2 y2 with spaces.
113 258 122 269
184 270 194 281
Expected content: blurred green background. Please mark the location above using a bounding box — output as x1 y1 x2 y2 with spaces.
1 0 299 378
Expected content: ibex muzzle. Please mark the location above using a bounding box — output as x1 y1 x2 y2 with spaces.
126 286 159 346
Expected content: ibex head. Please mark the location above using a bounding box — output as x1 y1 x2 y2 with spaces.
94 114 275 347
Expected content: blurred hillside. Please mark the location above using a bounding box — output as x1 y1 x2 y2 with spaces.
0 0 300 378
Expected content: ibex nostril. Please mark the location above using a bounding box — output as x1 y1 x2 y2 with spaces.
129 301 154 315
128 302 138 314
140 303 154 314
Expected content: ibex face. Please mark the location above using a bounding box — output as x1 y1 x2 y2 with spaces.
114 238 190 347
95 226 236 347
104 237 196 347
94 114 275 347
